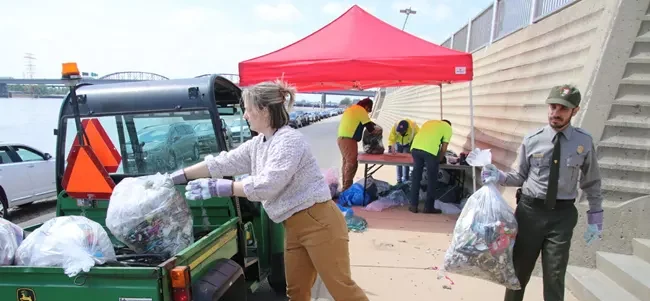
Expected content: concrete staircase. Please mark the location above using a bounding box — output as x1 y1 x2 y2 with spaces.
566 5 650 301
567 238 650 301
595 11 650 205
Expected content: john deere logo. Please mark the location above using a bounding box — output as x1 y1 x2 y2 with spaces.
17 288 35 301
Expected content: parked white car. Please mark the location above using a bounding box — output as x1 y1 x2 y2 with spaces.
0 142 56 219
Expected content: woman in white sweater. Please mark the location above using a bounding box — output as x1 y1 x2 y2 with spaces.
170 80 368 301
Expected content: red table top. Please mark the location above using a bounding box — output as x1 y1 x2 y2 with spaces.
357 153 413 165
357 152 474 171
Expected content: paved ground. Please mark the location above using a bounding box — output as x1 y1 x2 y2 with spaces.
13 113 579 301
13 199 56 227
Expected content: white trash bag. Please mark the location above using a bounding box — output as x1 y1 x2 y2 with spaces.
442 148 521 290
0 218 24 265
14 216 116 277
106 173 194 257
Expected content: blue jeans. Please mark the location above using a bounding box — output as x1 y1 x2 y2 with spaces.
396 143 411 183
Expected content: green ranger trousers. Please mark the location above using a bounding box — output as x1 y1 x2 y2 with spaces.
504 196 578 301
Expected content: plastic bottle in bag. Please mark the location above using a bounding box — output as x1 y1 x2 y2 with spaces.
0 218 24 266
442 149 521 290
14 216 116 277
106 173 194 257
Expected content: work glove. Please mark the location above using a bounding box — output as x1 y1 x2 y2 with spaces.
480 164 501 184
185 178 234 200
584 210 603 245
170 169 188 185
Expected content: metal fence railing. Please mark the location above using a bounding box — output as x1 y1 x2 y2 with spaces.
440 0 580 53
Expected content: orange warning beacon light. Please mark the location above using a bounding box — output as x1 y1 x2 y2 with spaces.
62 62 81 80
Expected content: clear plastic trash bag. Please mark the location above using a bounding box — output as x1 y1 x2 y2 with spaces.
442 149 521 290
106 173 194 257
14 216 116 277
0 218 24 266
322 168 340 198
362 128 385 154
363 190 409 212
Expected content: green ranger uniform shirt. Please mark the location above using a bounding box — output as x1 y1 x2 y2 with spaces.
410 120 452 156
338 104 371 141
501 125 604 212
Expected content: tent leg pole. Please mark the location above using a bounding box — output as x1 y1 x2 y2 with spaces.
469 81 476 193
439 84 443 119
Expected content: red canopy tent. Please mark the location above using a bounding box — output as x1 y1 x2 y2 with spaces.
239 5 473 91
238 5 478 191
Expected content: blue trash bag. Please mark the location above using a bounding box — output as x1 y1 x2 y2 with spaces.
338 183 371 207
335 203 368 232
336 203 355 219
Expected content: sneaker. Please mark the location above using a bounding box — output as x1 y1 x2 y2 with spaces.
408 205 418 213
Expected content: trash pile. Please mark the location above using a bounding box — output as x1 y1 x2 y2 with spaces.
442 149 521 290
1 173 194 277
0 218 24 266
14 215 117 277
107 173 194 257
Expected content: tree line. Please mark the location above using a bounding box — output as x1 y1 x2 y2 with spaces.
7 84 68 96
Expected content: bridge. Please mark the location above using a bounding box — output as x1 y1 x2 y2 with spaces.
1 71 376 97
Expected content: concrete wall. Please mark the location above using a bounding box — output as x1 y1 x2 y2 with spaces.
374 0 608 206
374 0 650 269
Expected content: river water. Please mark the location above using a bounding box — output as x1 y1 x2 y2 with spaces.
1 97 63 154
0 97 326 156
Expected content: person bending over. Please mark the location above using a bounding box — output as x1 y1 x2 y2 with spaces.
170 80 369 301
408 119 452 214
337 98 381 191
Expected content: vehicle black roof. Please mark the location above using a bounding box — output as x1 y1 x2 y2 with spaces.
59 75 241 118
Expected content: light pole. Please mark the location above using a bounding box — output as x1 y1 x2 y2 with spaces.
399 7 417 31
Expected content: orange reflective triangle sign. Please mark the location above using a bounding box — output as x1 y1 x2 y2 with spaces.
71 118 122 173
62 145 115 200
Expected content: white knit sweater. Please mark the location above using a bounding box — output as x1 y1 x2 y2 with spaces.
204 125 332 223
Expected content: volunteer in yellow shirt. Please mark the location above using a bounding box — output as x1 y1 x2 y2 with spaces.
387 119 419 183
337 98 381 191
409 119 452 214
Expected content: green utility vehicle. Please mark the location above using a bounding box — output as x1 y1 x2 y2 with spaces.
0 75 286 301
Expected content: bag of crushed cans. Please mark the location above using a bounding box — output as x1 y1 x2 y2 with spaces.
14 216 116 277
0 218 24 265
106 173 194 257
442 149 521 290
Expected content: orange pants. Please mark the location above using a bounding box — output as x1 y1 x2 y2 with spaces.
283 200 368 301
338 137 358 191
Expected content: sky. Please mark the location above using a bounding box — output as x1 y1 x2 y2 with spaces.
0 0 491 102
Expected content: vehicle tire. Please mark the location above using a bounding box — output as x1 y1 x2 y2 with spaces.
192 144 200 160
0 189 9 221
268 252 287 295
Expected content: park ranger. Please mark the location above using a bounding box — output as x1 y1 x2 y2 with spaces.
482 85 604 301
